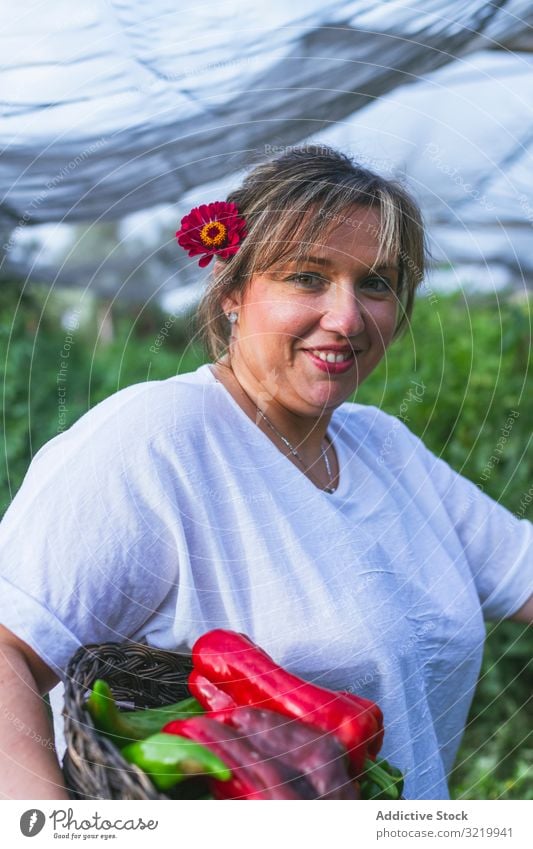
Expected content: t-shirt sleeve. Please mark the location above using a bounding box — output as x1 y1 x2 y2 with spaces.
392 418 533 621
0 385 182 680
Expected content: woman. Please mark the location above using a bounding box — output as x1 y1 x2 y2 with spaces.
0 145 531 800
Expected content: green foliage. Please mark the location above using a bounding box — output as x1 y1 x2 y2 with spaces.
1 283 531 798
449 621 532 800
0 286 203 513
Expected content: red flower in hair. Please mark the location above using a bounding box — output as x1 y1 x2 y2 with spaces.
175 201 247 268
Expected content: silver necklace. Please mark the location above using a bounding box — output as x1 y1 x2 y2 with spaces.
254 405 336 494
213 360 336 493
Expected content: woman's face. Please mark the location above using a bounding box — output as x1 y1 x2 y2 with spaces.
221 206 400 418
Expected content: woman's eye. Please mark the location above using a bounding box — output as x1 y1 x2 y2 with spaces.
286 273 326 288
362 276 394 293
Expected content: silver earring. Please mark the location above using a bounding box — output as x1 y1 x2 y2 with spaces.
227 311 238 324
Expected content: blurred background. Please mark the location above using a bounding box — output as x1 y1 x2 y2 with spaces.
0 0 531 798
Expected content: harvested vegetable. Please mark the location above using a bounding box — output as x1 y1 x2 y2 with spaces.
86 679 203 747
163 714 317 799
199 706 360 799
189 669 238 711
86 631 405 800
121 731 231 791
192 629 383 774
359 757 404 800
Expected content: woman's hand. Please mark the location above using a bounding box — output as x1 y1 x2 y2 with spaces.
509 593 533 624
0 625 70 799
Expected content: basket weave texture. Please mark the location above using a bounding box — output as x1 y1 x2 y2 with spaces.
62 642 193 800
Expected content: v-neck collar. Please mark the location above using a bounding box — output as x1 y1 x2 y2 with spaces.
201 363 350 500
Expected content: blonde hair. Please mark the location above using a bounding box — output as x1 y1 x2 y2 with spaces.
194 145 426 361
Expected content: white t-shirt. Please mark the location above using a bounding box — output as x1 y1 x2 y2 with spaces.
0 363 531 800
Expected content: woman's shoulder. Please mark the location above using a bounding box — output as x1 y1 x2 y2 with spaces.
95 362 212 413
333 400 408 438
88 363 213 422
332 399 427 463
34 365 217 464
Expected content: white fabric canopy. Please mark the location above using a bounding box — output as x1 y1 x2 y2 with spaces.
312 47 533 281
1 0 533 301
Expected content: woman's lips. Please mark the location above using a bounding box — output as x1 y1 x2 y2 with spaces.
303 349 356 374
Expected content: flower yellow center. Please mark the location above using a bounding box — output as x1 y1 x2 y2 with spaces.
199 221 227 247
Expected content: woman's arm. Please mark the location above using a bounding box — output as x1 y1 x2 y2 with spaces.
0 626 69 799
509 593 533 624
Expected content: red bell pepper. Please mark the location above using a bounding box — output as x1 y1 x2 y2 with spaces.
191 629 383 775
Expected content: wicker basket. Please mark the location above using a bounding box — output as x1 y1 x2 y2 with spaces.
62 642 193 800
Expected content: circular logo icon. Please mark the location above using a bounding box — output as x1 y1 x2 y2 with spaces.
20 810 46 837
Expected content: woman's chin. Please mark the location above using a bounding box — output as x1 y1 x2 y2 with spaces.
301 383 355 413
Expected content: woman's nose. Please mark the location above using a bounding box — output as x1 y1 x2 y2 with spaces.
319 286 366 337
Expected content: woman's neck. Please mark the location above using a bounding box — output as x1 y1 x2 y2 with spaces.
212 356 332 459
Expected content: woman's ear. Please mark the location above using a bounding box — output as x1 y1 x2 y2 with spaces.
220 288 242 318
221 294 241 316
214 260 239 316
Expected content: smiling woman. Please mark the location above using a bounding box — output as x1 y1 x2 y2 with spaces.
0 145 531 801
198 148 425 490
213 205 401 484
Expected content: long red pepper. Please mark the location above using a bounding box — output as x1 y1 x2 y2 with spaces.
188 670 238 711
340 691 384 757
203 707 360 799
163 715 316 799
191 629 383 775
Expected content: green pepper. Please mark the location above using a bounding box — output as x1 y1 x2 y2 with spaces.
122 732 232 791
360 757 404 800
85 679 203 748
